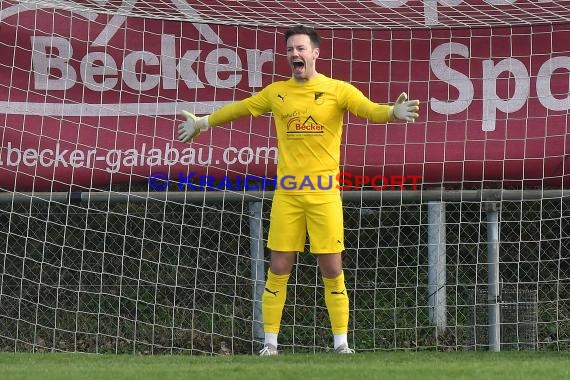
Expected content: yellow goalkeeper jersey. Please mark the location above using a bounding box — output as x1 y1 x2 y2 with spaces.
208 74 394 194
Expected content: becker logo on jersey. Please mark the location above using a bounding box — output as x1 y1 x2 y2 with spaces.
286 116 325 138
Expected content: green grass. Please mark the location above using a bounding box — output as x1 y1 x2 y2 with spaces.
1 351 569 380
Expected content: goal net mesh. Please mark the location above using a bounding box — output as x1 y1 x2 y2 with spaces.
0 0 569 354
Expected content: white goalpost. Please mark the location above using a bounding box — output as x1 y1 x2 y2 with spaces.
1 0 569 354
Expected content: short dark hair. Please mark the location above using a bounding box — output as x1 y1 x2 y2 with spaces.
285 25 321 48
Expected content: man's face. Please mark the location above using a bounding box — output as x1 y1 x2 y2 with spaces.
286 34 319 81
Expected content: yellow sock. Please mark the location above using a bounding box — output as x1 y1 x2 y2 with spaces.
323 271 349 335
262 269 290 334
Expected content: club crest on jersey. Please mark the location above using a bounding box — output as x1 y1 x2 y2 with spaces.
314 92 325 105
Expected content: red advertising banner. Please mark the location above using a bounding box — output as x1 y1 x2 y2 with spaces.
1 1 569 191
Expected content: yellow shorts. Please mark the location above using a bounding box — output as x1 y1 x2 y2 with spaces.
267 192 345 254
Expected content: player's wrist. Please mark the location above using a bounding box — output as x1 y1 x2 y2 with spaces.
196 115 211 132
389 106 396 121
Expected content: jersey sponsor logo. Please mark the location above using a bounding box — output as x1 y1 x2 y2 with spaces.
277 93 287 102
286 115 325 138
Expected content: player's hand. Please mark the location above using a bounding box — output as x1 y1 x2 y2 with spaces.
391 92 420 122
178 110 210 143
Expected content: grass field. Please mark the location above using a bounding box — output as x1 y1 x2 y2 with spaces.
1 351 570 380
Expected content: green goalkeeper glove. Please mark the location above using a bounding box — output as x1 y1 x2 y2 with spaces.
391 92 420 122
178 110 210 143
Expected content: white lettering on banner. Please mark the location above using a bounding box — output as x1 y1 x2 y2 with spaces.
81 52 119 91
222 146 278 165
430 42 570 131
536 56 570 111
161 34 177 89
429 42 474 114
247 49 274 88
122 50 161 91
32 37 76 90
30 35 273 92
204 48 242 88
482 58 529 132
0 142 278 174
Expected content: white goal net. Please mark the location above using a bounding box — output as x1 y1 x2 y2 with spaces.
0 0 569 354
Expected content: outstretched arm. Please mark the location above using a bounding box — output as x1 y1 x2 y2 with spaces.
343 83 420 124
178 100 256 143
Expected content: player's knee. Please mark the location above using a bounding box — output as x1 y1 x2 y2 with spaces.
320 267 343 279
319 262 343 279
270 251 296 275
317 254 343 279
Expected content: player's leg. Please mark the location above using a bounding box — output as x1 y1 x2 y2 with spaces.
261 193 305 355
259 250 296 356
317 254 353 353
307 193 354 353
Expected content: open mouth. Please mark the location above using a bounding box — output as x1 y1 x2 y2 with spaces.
292 60 305 73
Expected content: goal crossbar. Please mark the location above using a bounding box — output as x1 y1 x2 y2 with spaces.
1 189 569 204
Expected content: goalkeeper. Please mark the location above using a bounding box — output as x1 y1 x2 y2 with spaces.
178 25 419 355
